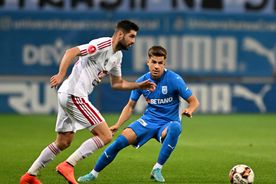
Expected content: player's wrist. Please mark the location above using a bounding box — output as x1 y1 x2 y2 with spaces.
136 82 143 89
58 71 66 76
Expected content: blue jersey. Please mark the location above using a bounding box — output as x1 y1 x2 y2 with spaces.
130 69 192 125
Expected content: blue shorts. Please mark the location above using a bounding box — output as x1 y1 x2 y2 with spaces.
127 118 181 148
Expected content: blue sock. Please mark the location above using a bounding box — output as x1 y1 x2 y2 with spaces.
157 122 182 165
94 135 129 172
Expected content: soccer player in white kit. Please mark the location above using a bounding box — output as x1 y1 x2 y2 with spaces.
20 20 156 184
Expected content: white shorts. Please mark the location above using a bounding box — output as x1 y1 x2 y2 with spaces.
55 93 105 133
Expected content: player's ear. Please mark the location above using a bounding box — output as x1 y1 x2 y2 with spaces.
117 30 124 40
146 58 150 66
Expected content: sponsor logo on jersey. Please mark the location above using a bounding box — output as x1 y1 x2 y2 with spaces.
162 86 168 94
138 119 148 126
149 97 173 104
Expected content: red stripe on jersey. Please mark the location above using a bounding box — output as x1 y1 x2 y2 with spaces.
71 96 95 125
76 98 98 124
80 49 88 56
80 99 102 124
97 40 111 47
81 98 103 123
98 43 111 50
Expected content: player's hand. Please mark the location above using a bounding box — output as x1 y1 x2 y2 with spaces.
138 80 156 92
50 73 64 88
110 124 120 136
182 109 193 118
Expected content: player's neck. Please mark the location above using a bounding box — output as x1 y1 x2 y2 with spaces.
112 35 120 53
150 75 161 81
112 34 128 52
150 70 166 81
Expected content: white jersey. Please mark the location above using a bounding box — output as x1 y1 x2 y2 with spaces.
58 37 123 97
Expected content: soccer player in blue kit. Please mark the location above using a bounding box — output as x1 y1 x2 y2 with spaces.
78 45 200 183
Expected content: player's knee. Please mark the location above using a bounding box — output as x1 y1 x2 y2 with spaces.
105 134 113 144
99 131 113 145
56 140 71 150
168 121 182 136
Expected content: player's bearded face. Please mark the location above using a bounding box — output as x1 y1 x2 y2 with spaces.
118 31 136 50
118 38 129 50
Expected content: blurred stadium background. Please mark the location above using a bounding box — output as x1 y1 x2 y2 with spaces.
1 0 276 183
1 0 276 114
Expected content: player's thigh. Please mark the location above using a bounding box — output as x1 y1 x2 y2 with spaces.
127 120 156 147
161 127 168 139
121 128 137 145
62 94 106 131
55 94 75 133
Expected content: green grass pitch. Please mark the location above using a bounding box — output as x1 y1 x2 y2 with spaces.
0 114 275 184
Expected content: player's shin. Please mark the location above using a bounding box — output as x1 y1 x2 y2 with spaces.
28 142 61 175
94 135 129 172
157 122 182 165
66 136 104 166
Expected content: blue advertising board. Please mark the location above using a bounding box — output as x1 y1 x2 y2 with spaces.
0 79 275 114
1 3 276 114
1 12 276 77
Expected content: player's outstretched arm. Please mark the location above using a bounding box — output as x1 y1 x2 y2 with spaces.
110 100 136 135
110 75 156 92
137 79 156 91
182 95 200 118
50 47 80 88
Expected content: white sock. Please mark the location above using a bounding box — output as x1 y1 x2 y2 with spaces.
67 136 104 166
153 162 163 170
28 143 60 175
91 169 99 177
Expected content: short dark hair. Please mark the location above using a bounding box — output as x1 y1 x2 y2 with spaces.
116 20 139 33
148 46 167 59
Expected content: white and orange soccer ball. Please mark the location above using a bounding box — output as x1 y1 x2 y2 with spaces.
229 164 255 184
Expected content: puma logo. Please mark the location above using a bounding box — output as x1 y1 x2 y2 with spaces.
233 85 271 113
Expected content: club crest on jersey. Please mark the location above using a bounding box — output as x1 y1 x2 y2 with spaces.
162 86 168 94
87 45 96 54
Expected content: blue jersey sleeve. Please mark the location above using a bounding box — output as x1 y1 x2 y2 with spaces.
130 89 142 102
174 74 192 100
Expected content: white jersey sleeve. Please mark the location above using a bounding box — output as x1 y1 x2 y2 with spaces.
78 42 98 57
58 37 123 97
109 51 122 77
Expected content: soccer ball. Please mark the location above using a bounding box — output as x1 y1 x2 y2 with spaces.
229 164 254 184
